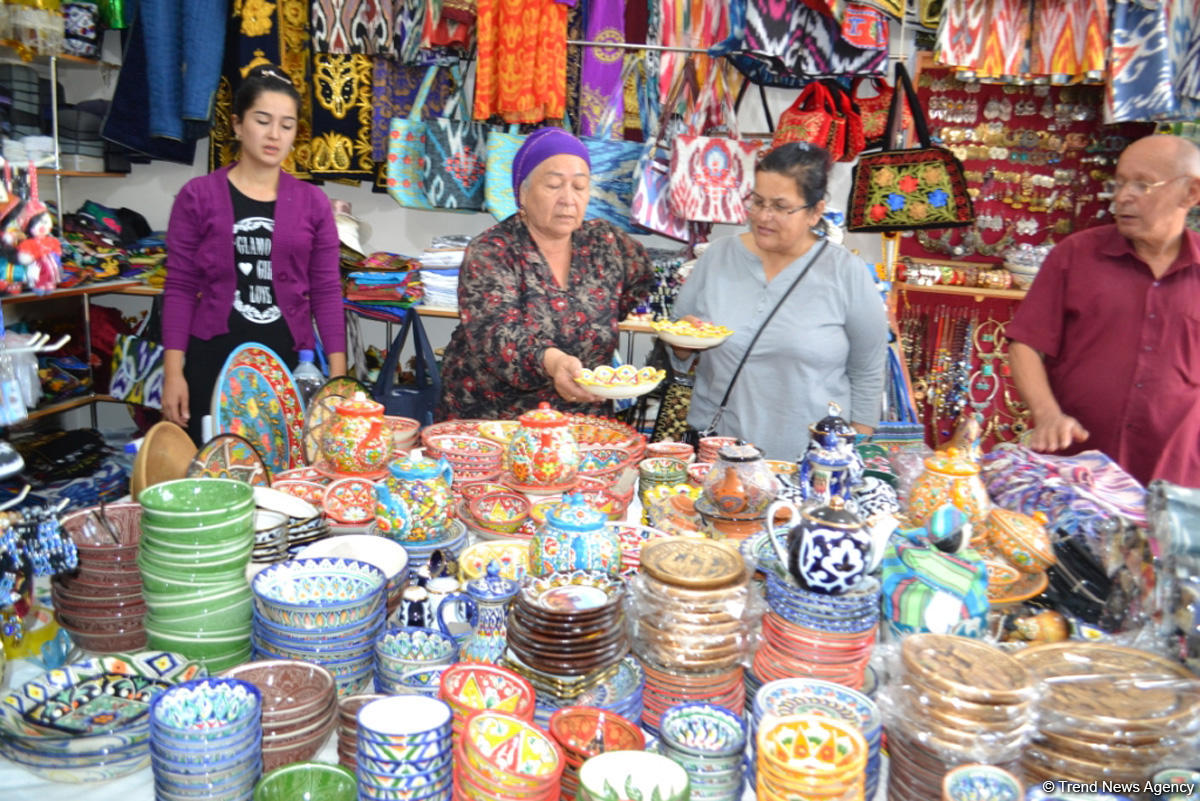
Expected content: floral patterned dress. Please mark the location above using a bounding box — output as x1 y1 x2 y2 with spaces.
437 215 655 421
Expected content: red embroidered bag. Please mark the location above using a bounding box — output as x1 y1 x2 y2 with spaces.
771 80 843 159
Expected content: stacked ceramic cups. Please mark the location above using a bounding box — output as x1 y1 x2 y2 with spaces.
148 677 263 801
251 557 387 697
455 710 565 801
374 626 458 695
658 703 747 801
355 695 454 801
138 479 256 671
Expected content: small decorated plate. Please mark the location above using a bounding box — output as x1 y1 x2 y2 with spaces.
651 319 734 350
187 433 272 487
574 365 666 400
322 477 377 525
254 486 320 521
520 571 624 616
273 479 328 506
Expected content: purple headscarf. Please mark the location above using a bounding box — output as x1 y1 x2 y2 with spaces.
511 127 591 202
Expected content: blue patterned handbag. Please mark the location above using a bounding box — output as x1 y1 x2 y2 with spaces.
581 55 646 233
484 124 523 221
423 74 488 210
386 65 444 210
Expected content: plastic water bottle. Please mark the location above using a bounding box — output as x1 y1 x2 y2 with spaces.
293 349 325 408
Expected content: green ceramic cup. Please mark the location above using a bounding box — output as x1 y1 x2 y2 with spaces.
254 761 356 801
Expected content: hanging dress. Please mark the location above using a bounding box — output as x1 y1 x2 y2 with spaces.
473 0 567 123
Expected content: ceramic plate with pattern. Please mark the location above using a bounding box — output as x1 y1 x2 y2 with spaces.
212 364 291 475
323 477 377 524
25 673 174 735
187 433 272 486
273 479 328 506
302 376 369 465
225 344 305 469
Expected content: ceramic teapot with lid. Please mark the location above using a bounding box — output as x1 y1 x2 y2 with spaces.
905 447 991 529
505 402 580 490
381 455 454 541
529 493 622 577
766 496 882 595
699 442 779 518
320 392 390 474
459 561 520 664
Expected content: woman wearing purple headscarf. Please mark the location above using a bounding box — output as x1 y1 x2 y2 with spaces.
437 128 655 421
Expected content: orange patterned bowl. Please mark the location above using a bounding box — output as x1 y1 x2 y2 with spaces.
986 508 1055 574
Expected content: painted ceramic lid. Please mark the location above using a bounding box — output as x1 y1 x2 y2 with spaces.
800 495 863 530
714 442 763 463
464 560 520 601
544 493 607 532
518 401 570 429
923 447 979 477
808 401 856 439
389 454 445 479
990 508 1053 558
335 391 383 416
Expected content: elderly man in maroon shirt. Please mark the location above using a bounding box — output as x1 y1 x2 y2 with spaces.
1008 134 1200 487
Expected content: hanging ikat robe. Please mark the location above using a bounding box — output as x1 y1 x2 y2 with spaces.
473 0 567 122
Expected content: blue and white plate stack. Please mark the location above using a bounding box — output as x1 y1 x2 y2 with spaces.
251 557 387 697
531 655 645 729
373 626 458 696
748 677 882 800
148 677 263 801
355 695 455 801
658 702 747 801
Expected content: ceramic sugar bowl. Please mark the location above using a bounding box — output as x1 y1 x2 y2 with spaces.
320 392 390 474
766 496 878 595
529 493 622 577
382 455 454 542
505 402 580 491
905 447 991 529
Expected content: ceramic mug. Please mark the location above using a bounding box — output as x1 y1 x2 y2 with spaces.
426 576 476 639
396 585 474 637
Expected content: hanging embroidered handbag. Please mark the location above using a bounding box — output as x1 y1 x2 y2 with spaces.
830 82 865 163
386 64 445 210
484 124 524 221
631 60 699 241
422 70 488 210
852 75 911 150
668 63 761 225
772 80 842 158
581 55 646 233
847 62 974 232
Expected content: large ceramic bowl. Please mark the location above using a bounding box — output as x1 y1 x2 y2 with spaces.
577 750 690 801
659 702 747 757
252 557 387 628
294 534 409 608
376 626 458 666
357 695 453 743
62 503 142 561
254 761 356 801
220 659 336 723
438 663 536 722
148 677 262 740
138 478 256 524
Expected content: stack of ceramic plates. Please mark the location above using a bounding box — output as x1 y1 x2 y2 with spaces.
149 678 263 801
54 502 146 652
606 522 670 576
697 436 737 463
759 569 879 690
295 534 410 620
505 571 628 700
254 487 331 556
641 658 745 736
372 518 469 563
749 678 881 800
884 634 1034 801
532 656 646 730
219 659 338 772
1014 642 1200 787
251 557 387 696
438 663 536 744
576 751 690 801
335 693 384 771
374 626 458 695
548 706 645 801
251 509 291 568
384 415 420 458
137 479 256 671
756 714 867 801
0 651 204 783
455 710 565 801
658 703 747 801
425 434 504 482
630 539 753 711
356 695 454 801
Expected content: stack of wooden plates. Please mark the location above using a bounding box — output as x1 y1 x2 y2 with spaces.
886 634 1035 801
1014 642 1200 787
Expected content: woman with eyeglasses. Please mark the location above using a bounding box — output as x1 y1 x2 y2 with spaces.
670 142 888 460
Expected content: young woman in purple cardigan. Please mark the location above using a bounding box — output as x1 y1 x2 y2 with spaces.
162 65 346 444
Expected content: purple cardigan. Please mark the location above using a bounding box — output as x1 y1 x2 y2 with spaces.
163 163 346 354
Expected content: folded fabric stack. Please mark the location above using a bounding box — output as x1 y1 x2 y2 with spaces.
418 269 459 309
344 253 424 323
56 102 106 172
417 235 468 310
61 199 166 286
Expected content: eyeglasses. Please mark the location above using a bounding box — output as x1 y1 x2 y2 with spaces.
743 195 813 217
1106 175 1186 198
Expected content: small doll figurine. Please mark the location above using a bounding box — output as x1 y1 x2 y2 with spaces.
18 209 61 295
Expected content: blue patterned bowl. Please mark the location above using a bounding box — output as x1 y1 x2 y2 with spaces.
148 678 261 740
659 702 747 757
252 557 387 628
752 678 880 741
357 696 453 744
376 626 458 666
943 763 1022 801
